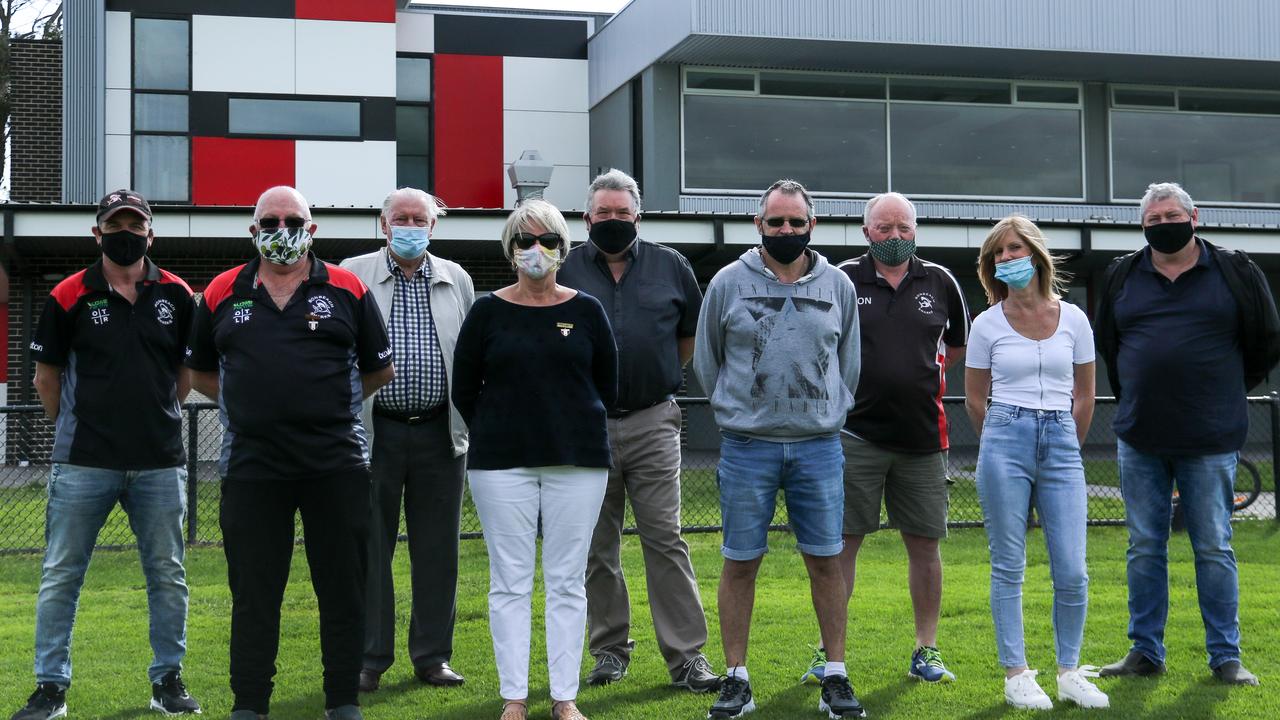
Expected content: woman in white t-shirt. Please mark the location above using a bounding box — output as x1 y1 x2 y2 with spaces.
964 215 1108 711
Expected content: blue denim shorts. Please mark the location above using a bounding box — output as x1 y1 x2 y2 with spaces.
716 431 844 560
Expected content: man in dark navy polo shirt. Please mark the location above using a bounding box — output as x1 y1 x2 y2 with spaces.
1095 182 1278 687
13 189 202 720
557 169 719 693
811 192 967 686
186 186 394 720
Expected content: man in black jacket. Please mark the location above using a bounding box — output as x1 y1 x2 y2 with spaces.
1094 181 1279 687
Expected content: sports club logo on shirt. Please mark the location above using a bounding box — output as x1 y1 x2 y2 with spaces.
915 292 937 315
557 322 574 337
87 298 110 326
307 295 335 319
233 299 253 324
154 298 176 326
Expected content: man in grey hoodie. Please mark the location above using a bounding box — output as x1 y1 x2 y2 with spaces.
694 179 864 719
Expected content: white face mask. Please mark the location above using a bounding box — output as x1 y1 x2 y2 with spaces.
515 245 559 279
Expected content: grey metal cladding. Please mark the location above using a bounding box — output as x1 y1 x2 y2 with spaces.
589 0 692 107
63 0 105 203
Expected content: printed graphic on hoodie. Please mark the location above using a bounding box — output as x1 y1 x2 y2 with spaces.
740 287 837 409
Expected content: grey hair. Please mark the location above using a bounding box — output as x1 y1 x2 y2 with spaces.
758 179 815 220
253 186 310 222
586 168 642 214
500 199 573 263
381 187 446 222
1139 182 1195 219
863 192 917 226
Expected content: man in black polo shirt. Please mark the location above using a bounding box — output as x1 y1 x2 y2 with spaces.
810 192 968 686
557 169 720 693
1095 181 1279 686
13 189 201 720
186 186 394 720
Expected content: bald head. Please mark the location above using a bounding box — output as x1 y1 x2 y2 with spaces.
250 185 316 237
864 192 916 227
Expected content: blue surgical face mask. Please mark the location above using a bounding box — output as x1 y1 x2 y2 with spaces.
994 255 1036 290
389 225 430 260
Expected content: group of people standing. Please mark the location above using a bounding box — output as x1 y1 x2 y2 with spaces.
9 171 1275 720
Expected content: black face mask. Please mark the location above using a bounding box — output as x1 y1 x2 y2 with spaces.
761 232 811 266
588 218 638 255
100 229 149 266
1143 221 1194 255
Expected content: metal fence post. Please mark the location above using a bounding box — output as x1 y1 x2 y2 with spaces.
186 404 200 544
1272 392 1280 524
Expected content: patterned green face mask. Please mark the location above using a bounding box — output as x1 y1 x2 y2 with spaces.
867 236 916 266
254 227 313 265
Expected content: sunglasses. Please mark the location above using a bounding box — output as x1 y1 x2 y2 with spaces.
512 232 564 250
258 216 309 230
764 217 810 229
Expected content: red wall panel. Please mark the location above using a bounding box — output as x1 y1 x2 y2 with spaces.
192 137 295 207
295 0 395 22
433 54 504 209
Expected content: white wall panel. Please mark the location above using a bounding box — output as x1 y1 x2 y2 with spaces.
295 141 396 209
296 20 396 97
395 11 435 53
104 89 131 135
503 111 589 167
190 214 254 239
639 218 716 245
105 11 131 90
431 215 508 242
193 16 295 94
104 135 131 191
13 211 95 237
503 57 588 113
502 165 590 211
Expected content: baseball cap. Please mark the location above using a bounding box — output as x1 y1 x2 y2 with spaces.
96 189 153 224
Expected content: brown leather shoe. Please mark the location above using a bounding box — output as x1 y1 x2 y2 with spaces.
551 700 587 720
416 662 465 686
358 669 381 693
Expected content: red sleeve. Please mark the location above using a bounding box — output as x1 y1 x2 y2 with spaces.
324 263 369 299
202 265 243 313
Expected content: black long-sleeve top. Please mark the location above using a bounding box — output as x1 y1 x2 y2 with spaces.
451 291 618 470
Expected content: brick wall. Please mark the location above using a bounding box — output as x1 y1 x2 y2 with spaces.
9 39 63 203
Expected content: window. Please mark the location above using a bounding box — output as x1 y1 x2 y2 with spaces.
132 17 190 202
1111 86 1280 204
228 98 361 137
396 55 432 189
682 68 1084 199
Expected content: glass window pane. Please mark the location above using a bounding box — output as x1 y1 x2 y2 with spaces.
890 105 1081 198
760 73 884 99
134 18 189 90
134 135 189 202
890 78 1010 104
396 57 431 102
396 105 430 155
1111 110 1280 203
1178 89 1280 115
1113 88 1175 107
683 94 886 193
1016 85 1079 104
685 70 755 92
397 155 430 190
134 93 188 132
228 98 361 137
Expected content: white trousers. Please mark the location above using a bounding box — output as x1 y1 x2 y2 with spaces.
469 466 608 701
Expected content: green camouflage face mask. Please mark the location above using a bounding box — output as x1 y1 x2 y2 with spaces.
254 227 313 265
867 236 916 266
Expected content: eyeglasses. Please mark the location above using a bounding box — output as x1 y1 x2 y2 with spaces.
764 217 809 229
512 232 564 250
258 216 309 230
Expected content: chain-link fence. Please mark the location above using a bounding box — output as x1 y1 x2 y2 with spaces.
1 397 1276 552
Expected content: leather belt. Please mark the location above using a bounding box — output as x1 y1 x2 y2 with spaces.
373 404 447 425
607 397 673 420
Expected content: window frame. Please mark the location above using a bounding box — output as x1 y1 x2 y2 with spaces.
395 51 434 192
225 95 364 141
130 13 193 204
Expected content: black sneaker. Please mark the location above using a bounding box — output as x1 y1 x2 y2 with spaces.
10 683 66 720
150 671 202 715
673 655 723 693
707 676 754 718
819 674 866 719
585 651 628 686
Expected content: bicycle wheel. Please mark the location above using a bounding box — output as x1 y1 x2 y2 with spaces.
1233 456 1263 513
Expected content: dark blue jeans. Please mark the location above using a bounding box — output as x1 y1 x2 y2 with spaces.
1117 439 1241 669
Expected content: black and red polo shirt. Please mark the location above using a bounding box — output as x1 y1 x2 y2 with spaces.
838 254 969 453
185 255 392 481
31 258 194 470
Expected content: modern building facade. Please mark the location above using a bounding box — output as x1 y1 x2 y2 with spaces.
5 0 1280 415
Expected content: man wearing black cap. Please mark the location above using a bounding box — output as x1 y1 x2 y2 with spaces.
12 190 202 720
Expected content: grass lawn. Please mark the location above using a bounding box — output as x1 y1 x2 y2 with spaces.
0 524 1278 719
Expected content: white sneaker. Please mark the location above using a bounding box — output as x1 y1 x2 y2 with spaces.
1005 669 1054 710
1058 667 1110 709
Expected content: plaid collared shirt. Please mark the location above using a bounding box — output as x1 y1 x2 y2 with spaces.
373 252 447 413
